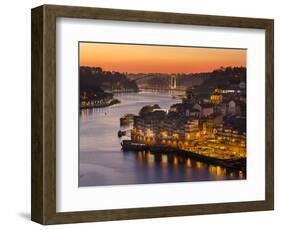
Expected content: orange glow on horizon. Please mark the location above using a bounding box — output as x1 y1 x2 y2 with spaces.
79 42 246 74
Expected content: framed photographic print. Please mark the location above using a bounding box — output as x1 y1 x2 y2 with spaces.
31 4 274 225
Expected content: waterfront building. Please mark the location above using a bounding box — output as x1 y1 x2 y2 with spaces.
120 114 135 127
228 100 236 114
201 104 214 117
216 103 227 115
226 99 246 116
80 89 115 109
215 126 246 158
80 96 112 108
199 118 214 135
210 92 223 104
189 108 201 117
185 119 200 140
129 92 246 161
210 86 246 106
193 103 202 112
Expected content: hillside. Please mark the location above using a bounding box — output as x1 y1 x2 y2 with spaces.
191 67 246 95
80 66 139 92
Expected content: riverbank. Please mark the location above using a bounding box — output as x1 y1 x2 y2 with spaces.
121 140 246 172
80 98 120 109
110 89 141 94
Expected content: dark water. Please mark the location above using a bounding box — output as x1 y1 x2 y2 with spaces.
79 91 245 187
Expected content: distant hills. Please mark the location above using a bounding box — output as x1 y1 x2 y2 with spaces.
80 66 246 95
187 66 246 94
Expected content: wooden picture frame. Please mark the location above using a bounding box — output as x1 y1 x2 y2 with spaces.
31 4 274 225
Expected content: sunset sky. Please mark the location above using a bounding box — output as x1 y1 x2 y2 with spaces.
79 42 246 74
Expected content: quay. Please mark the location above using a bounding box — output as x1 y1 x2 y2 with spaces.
121 140 246 172
80 98 120 109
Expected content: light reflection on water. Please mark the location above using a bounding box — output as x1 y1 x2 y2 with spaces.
79 91 245 187
133 150 243 178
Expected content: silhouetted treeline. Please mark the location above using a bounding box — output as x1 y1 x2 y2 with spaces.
80 66 139 92
191 66 246 94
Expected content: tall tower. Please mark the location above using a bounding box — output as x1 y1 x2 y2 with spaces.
170 75 177 89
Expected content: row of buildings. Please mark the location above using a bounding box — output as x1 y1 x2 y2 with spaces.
80 90 119 109
126 88 246 160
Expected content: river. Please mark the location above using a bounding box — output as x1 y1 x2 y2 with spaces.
79 91 245 187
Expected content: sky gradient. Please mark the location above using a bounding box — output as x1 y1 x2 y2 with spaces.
79 42 246 74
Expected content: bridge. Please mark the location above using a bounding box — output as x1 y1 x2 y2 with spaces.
132 74 178 90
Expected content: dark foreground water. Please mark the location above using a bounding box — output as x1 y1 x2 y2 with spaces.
79 91 245 187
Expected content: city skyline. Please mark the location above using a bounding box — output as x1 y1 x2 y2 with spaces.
79 42 246 74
